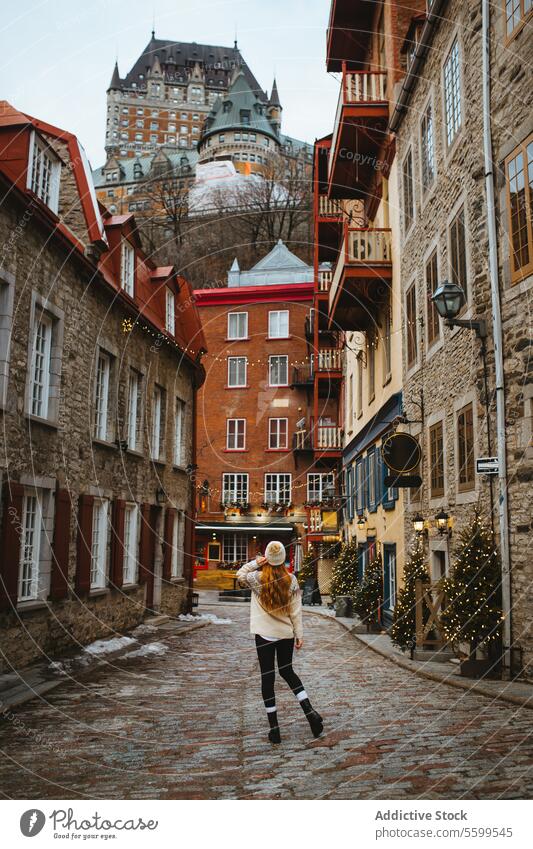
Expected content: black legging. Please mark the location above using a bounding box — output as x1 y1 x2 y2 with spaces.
255 635 305 709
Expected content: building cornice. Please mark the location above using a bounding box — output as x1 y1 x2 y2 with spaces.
193 282 313 307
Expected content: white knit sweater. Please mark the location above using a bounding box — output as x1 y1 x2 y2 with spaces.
236 559 304 640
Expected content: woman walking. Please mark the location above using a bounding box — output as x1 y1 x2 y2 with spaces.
236 541 323 744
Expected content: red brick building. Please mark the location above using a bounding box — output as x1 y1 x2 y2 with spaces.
194 241 341 588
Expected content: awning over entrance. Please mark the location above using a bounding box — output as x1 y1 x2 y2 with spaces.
196 522 296 534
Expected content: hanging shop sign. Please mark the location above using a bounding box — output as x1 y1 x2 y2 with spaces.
381 432 422 490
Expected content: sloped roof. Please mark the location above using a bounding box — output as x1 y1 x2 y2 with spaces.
253 239 309 270
202 71 278 142
92 146 198 186
269 78 281 108
228 239 313 287
117 35 266 99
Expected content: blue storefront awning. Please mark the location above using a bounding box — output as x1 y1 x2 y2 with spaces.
343 391 403 466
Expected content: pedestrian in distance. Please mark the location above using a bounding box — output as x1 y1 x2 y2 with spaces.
236 540 323 744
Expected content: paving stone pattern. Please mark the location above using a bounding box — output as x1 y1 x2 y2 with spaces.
0 606 532 800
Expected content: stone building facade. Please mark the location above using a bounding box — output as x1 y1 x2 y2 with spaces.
0 101 205 672
389 0 532 673
193 241 340 591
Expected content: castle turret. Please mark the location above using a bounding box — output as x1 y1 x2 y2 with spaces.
267 78 282 135
108 61 122 92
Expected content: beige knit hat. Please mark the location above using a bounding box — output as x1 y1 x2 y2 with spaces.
265 540 286 566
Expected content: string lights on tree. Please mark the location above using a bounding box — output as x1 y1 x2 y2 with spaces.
329 538 359 601
390 539 430 651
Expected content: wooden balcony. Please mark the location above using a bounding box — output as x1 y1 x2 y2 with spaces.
318 270 332 293
291 363 314 388
316 194 366 262
317 348 342 372
328 65 389 199
292 421 342 457
329 225 392 330
326 0 375 72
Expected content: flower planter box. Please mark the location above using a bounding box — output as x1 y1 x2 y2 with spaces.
460 658 501 679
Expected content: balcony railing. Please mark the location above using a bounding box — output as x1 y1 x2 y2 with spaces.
330 66 388 183
330 226 392 315
318 196 343 217
309 508 322 532
291 363 314 386
316 425 343 450
317 348 342 371
293 429 313 452
318 270 332 292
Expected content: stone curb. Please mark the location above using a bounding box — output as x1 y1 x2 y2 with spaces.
304 608 533 711
0 620 209 713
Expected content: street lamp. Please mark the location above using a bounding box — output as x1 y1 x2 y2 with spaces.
432 280 487 338
435 509 451 536
412 513 426 535
357 515 366 532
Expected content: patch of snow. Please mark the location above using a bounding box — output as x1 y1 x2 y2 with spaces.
178 613 232 625
131 624 158 636
83 636 137 657
124 642 169 659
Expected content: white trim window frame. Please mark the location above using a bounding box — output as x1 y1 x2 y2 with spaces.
443 37 462 148
226 418 246 450
151 385 163 460
307 472 334 503
18 492 43 601
268 417 288 449
27 131 61 213
222 473 249 505
174 397 185 465
90 499 109 589
264 473 292 505
165 288 175 335
123 503 139 585
401 146 415 235
120 240 135 296
93 350 111 441
268 354 288 387
268 310 289 338
227 356 247 387
171 512 184 578
227 312 248 340
420 98 435 194
127 369 142 452
30 312 53 419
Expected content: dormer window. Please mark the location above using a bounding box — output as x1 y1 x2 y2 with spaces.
27 132 61 213
121 240 135 296
166 288 175 335
240 110 251 125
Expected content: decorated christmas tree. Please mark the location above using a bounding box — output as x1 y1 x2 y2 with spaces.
440 512 503 658
297 548 317 588
352 553 383 627
391 540 430 650
329 538 359 600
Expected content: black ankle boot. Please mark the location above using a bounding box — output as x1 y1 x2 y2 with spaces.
267 710 281 744
300 698 323 738
268 726 281 744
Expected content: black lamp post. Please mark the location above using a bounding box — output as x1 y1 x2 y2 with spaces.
432 280 487 338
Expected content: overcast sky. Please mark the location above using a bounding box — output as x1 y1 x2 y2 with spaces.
1 0 340 168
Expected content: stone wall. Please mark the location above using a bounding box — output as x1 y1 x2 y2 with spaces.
0 188 195 672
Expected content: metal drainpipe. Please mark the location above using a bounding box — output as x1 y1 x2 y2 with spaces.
482 0 512 675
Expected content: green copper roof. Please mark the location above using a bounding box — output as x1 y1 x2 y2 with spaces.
202 72 279 143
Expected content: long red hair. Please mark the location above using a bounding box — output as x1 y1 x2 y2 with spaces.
259 563 292 615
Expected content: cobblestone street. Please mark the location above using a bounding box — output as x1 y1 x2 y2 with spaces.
1 606 532 800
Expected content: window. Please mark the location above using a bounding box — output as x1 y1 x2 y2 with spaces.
367 331 375 401
383 305 392 378
505 136 533 282
406 284 418 368
227 356 247 387
223 533 247 565
171 512 184 577
426 249 440 346
356 355 363 417
506 0 532 36
449 206 468 302
222 473 249 505
269 418 288 449
268 310 289 338
402 149 414 231
127 369 142 452
264 473 291 505
30 313 52 418
123 504 139 584
151 385 166 460
367 449 377 510
420 101 435 191
227 418 246 450
355 459 365 515
457 403 475 491
174 398 185 465
93 350 111 440
429 421 445 497
227 312 248 339
269 355 288 386
28 133 60 212
166 288 175 335
348 373 354 426
18 493 42 600
307 472 334 503
121 240 135 296
443 39 462 146
91 500 109 589
219 134 225 143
